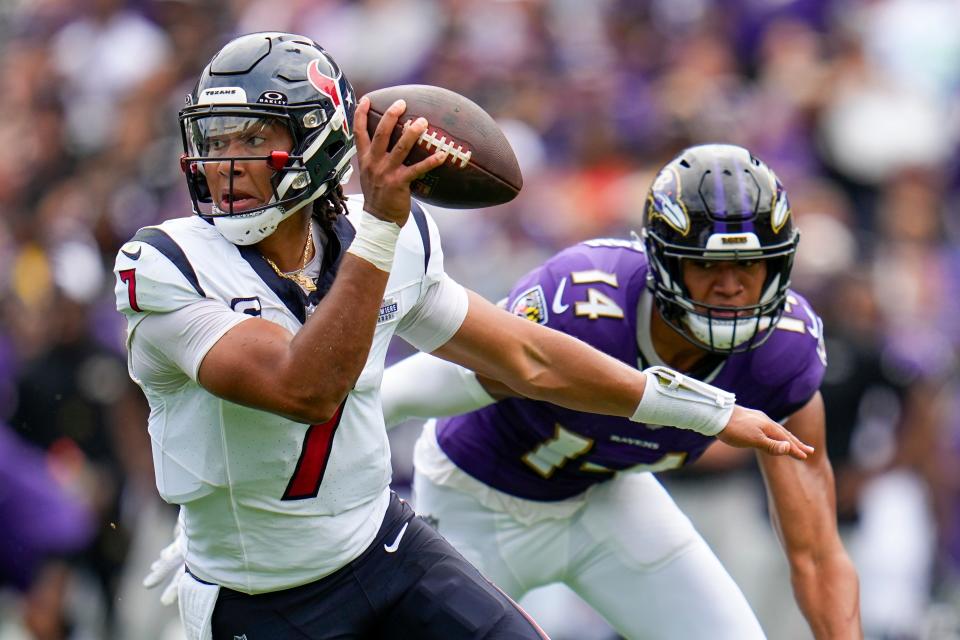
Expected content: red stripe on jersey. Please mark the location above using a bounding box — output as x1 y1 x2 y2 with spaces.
282 402 345 500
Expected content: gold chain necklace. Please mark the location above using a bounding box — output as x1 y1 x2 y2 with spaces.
263 229 317 292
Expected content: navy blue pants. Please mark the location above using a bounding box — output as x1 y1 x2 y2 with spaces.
207 493 549 639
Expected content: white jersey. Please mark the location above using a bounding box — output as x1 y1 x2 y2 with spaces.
114 198 468 594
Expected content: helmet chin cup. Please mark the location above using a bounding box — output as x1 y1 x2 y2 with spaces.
681 312 772 351
212 204 292 246
211 178 331 246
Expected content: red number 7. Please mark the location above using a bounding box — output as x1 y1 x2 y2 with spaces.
282 402 346 500
119 269 141 312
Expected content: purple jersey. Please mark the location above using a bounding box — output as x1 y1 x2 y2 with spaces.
436 239 827 501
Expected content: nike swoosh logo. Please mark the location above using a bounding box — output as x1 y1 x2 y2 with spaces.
384 522 408 553
552 277 569 313
121 246 142 260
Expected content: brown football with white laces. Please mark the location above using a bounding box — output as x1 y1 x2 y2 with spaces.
364 85 523 209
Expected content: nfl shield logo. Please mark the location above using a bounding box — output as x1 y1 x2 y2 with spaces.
510 285 548 325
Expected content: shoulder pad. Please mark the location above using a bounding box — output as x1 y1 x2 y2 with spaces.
504 240 644 367
544 240 650 288
738 291 826 419
114 227 206 315
580 236 645 253
398 200 441 277
774 291 828 369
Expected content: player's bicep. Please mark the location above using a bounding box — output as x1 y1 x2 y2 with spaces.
134 297 303 416
131 299 252 387
474 373 517 400
197 316 298 409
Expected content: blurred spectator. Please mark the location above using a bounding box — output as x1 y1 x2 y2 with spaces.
7 279 135 638
0 420 95 640
50 0 172 153
818 272 942 638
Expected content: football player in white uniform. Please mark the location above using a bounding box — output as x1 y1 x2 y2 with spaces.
120 34 814 640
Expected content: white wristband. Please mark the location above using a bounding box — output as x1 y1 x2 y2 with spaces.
346 210 402 272
631 366 735 437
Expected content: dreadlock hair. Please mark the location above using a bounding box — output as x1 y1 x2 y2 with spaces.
311 184 348 232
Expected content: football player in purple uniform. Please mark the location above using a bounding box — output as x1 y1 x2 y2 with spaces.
383 144 862 639
125 33 810 640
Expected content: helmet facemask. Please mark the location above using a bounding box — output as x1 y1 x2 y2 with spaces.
645 234 798 353
180 106 353 245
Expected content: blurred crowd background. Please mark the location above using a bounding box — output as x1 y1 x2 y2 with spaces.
0 0 958 638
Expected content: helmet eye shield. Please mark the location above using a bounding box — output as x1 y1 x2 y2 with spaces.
188 114 292 158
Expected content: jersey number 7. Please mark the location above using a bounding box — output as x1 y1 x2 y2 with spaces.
282 402 346 500
119 269 142 312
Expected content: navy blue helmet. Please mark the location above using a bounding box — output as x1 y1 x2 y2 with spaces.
179 32 357 245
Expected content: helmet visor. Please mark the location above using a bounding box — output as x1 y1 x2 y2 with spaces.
185 114 293 159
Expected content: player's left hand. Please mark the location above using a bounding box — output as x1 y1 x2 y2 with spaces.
717 405 815 461
143 518 186 606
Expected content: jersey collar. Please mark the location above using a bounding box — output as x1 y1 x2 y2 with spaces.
237 214 356 324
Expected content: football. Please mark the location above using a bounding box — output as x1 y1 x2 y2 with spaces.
363 85 523 209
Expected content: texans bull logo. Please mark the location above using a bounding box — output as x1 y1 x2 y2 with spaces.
307 59 355 136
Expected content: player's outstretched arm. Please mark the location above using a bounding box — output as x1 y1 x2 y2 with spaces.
381 352 495 428
196 98 448 424
431 291 814 459
757 392 862 639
